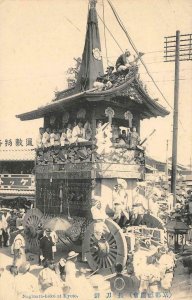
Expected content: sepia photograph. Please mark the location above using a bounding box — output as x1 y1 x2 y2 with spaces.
0 0 192 299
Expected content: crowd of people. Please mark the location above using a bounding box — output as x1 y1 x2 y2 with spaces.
0 207 26 248
1 179 192 298
0 220 112 299
36 120 92 148
36 120 141 151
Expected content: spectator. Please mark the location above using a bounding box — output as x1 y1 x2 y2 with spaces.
55 258 66 281
15 262 38 295
65 251 79 285
110 263 139 297
38 259 62 292
39 228 54 263
11 226 27 269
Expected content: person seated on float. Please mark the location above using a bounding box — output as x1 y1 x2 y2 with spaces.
93 76 105 91
66 123 73 144
72 120 87 143
36 127 44 148
60 127 69 146
112 199 129 229
96 120 103 133
112 124 120 142
116 49 133 72
121 130 128 142
113 137 120 147
95 120 104 144
103 65 115 88
116 50 144 72
130 127 140 149
91 197 108 222
105 65 114 78
126 128 131 148
54 129 61 146
148 192 160 218
118 135 126 146
42 127 51 148
130 184 148 226
84 120 92 141
103 78 113 90
50 129 60 147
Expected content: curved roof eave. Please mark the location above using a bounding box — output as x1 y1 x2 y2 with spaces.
16 75 169 121
16 90 87 121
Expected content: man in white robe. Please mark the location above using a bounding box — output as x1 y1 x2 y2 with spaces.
72 121 86 142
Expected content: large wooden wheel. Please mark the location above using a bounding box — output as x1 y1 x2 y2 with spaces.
23 208 44 253
82 219 128 274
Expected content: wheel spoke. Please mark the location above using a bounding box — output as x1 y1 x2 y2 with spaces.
107 234 114 243
102 257 107 268
109 242 117 248
108 253 116 264
109 251 117 260
106 256 113 267
110 249 118 255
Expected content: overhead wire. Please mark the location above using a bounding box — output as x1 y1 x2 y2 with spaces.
107 0 174 110
97 13 124 53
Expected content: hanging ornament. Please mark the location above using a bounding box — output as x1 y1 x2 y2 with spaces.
50 115 56 125
77 108 86 119
105 107 114 124
124 111 133 128
62 111 69 125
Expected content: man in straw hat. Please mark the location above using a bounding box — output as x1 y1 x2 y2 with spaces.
11 225 27 268
65 251 79 286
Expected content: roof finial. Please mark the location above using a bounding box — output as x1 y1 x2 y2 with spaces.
89 0 97 8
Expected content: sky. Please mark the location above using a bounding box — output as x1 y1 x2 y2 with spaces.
0 0 192 165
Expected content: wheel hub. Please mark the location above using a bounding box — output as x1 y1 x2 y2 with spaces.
97 240 110 257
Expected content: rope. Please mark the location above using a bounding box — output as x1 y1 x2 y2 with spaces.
107 0 173 110
97 13 124 54
102 0 109 66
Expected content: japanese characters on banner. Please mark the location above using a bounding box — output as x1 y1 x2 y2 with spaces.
0 137 34 148
0 174 35 190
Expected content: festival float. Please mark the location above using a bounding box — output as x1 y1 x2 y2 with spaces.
16 0 173 284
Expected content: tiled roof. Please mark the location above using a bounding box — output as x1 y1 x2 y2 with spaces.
0 149 35 161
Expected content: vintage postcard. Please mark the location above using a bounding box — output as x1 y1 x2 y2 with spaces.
0 0 192 299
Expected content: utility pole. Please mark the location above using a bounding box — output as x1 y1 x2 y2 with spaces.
164 32 192 206
165 139 169 184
